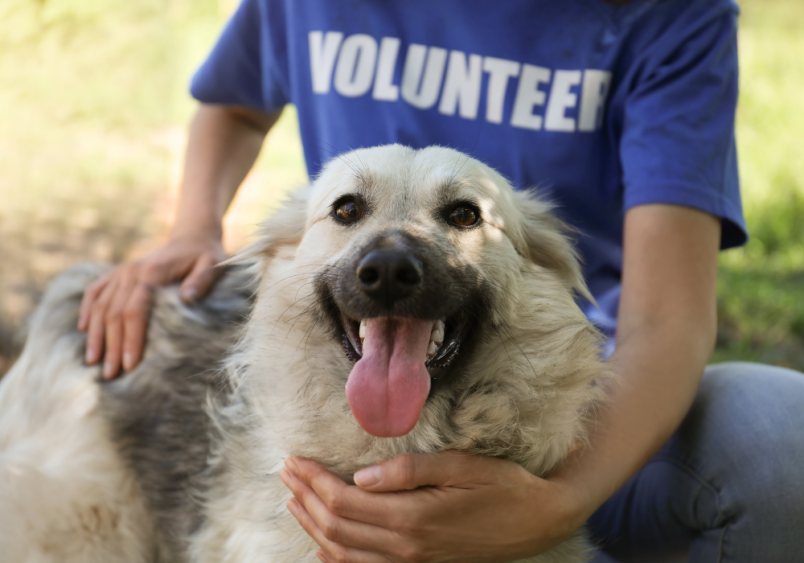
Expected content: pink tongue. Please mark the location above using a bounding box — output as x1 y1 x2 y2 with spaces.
346 318 433 437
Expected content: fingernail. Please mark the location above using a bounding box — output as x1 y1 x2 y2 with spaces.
279 469 293 487
354 465 382 487
287 499 298 515
103 361 114 379
183 288 198 302
85 348 95 364
123 352 133 371
317 552 330 563
285 457 299 475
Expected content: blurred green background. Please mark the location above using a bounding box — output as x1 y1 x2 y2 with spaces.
0 0 802 375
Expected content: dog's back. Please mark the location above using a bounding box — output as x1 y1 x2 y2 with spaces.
0 264 253 563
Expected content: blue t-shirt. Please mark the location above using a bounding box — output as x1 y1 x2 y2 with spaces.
191 0 746 343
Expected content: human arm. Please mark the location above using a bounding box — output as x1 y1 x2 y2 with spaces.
79 104 282 378
280 203 721 563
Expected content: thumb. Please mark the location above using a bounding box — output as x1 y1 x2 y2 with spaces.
354 451 480 492
180 254 221 303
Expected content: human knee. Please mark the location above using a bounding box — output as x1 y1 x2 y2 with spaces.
690 363 804 505
698 362 804 425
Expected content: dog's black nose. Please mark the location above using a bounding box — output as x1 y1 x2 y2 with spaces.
357 250 423 301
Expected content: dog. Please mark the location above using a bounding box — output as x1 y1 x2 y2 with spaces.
0 145 611 562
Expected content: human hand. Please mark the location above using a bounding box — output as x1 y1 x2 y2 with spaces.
78 233 226 378
280 452 586 563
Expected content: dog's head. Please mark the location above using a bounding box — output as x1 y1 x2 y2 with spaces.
241 145 589 438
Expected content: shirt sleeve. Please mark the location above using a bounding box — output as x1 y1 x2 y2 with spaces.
190 0 289 112
620 1 746 249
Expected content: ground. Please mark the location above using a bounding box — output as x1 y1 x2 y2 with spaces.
1 0 802 375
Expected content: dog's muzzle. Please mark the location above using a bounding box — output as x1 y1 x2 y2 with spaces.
325 233 477 438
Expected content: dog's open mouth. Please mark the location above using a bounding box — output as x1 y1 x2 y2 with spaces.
340 313 465 369
338 312 468 438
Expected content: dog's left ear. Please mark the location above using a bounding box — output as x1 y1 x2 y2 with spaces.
510 190 593 302
228 186 310 265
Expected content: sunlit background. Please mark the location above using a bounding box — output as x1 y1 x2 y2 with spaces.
1 0 802 375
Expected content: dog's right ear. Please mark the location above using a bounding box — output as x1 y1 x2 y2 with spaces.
509 189 594 304
228 186 310 265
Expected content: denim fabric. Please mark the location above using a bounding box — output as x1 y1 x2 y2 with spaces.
587 362 804 562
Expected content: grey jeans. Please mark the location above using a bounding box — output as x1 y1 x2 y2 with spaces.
587 362 804 562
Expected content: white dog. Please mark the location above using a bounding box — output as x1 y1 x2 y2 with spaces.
0 145 611 563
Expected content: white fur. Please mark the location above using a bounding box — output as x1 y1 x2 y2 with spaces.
0 266 153 563
194 146 610 562
0 146 611 563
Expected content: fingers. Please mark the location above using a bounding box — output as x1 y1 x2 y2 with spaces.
78 273 111 333
285 499 392 563
82 265 156 377
180 253 220 303
281 470 398 563
283 454 553 563
353 451 488 492
102 272 142 378
85 277 119 368
77 237 225 377
121 283 154 372
286 458 417 527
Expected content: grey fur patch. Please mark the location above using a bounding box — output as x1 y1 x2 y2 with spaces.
95 267 254 562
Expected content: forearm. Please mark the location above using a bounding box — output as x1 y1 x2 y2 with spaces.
171 104 282 239
551 317 715 525
550 204 720 529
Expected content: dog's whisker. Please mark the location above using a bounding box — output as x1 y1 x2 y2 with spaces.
290 301 322 345
273 292 317 338
292 280 318 302
284 296 319 326
495 320 539 381
493 325 517 381
259 264 327 294
299 314 324 362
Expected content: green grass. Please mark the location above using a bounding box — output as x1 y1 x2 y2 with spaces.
0 0 802 372
714 0 804 367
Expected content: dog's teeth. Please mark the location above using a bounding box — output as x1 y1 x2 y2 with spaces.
427 341 437 357
359 320 366 339
431 320 445 344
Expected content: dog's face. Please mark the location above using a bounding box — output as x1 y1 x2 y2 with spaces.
248 145 587 439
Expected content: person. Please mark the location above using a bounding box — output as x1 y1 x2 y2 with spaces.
78 0 804 561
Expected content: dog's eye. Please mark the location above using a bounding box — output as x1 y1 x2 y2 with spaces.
334 199 363 223
448 205 479 227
